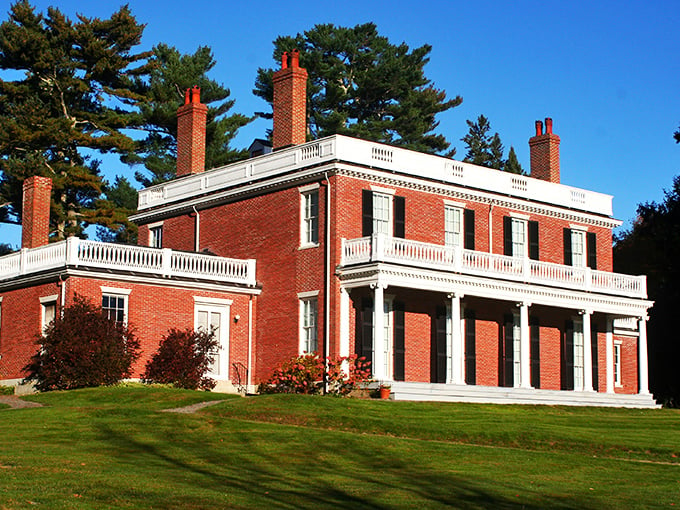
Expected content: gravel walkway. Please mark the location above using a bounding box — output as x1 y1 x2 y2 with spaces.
161 400 224 414
0 396 43 410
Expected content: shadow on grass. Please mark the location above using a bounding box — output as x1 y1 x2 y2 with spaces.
95 415 596 509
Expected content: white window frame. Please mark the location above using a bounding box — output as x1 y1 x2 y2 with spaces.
299 184 320 248
614 340 622 387
148 221 163 249
101 287 131 325
512 313 521 387
573 317 585 391
194 296 232 380
298 291 319 354
444 205 463 248
40 294 58 335
511 217 527 258
382 296 395 380
570 227 587 268
370 186 395 237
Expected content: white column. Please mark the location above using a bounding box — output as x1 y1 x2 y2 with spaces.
582 310 593 392
449 293 464 385
605 317 615 394
519 302 532 389
638 315 650 395
339 287 350 358
372 283 386 381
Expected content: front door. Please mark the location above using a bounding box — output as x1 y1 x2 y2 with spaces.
195 303 230 379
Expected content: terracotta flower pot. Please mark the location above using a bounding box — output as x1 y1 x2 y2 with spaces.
379 386 391 399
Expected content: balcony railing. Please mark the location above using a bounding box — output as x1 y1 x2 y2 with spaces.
341 234 647 298
0 238 257 287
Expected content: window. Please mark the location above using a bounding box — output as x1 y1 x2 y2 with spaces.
504 216 538 259
300 187 319 247
362 188 405 238
148 222 163 248
299 292 319 353
101 287 131 325
512 314 521 386
564 228 597 268
444 206 462 247
40 295 58 334
614 341 622 386
573 319 585 391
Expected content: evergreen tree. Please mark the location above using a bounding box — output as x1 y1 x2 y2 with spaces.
675 124 679 144
461 115 495 167
488 133 505 170
126 44 252 188
254 23 461 156
0 1 149 239
504 146 525 175
95 176 138 244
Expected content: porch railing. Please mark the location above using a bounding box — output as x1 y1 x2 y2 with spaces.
341 234 647 298
0 238 256 287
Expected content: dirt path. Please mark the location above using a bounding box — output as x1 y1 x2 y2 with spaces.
0 396 43 410
161 400 224 414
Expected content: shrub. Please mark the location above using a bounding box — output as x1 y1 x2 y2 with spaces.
258 354 372 396
23 295 140 391
142 328 218 390
0 385 14 395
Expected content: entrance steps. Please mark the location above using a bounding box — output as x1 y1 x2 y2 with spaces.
390 382 660 408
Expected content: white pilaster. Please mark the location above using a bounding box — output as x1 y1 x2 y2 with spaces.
605 317 615 394
519 302 532 389
582 310 593 392
449 293 464 385
638 315 650 395
339 287 350 358
372 283 386 381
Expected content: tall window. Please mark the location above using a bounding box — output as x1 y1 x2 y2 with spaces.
511 218 526 258
300 296 318 353
564 228 597 269
300 187 319 247
504 216 538 259
40 297 57 334
373 193 391 235
573 319 585 390
512 314 521 386
362 188 404 238
614 342 622 386
571 230 585 267
444 206 462 247
149 224 163 248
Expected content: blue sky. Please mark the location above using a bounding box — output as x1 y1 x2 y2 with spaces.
1 0 678 245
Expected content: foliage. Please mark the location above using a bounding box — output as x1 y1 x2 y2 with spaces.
0 1 149 238
461 115 524 174
0 385 14 395
23 294 140 391
614 174 680 405
95 176 138 243
126 43 251 187
675 124 679 144
254 22 461 155
0 242 15 255
142 328 219 391
258 353 371 395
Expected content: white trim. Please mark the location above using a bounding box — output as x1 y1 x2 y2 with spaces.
0 296 3 303
443 199 466 208
299 187 320 249
100 286 131 296
570 224 589 231
147 220 164 229
298 295 319 354
297 290 320 299
370 185 396 195
39 294 59 304
613 340 623 388
509 212 530 220
298 182 320 193
193 296 233 306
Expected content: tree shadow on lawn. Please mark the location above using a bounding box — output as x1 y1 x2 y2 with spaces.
94 417 597 509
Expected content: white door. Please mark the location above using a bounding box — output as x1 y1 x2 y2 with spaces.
195 304 230 379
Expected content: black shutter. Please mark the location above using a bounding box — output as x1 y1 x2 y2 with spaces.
562 320 574 390
528 221 539 260
362 190 373 237
359 298 374 371
393 301 405 382
591 321 599 392
310 191 319 244
393 196 405 239
587 232 597 270
434 307 447 383
502 314 514 387
530 316 540 389
563 228 573 266
464 209 475 250
503 216 513 256
465 309 476 385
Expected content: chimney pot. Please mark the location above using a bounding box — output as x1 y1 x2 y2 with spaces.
545 117 553 134
535 120 543 136
291 49 300 68
184 88 191 105
191 85 201 104
281 51 288 69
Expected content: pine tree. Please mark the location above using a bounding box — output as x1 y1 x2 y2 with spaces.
461 115 494 167
0 1 149 239
254 23 461 156
94 176 138 244
127 44 252 188
504 146 525 175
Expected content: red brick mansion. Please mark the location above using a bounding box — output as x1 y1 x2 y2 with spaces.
0 51 656 407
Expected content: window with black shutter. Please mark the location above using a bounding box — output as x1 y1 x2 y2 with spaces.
591 321 599 391
357 298 374 370
502 314 514 387
530 316 540 388
393 196 405 239
361 190 373 237
563 228 573 266
528 221 539 260
562 320 575 390
433 307 447 383
464 209 475 250
587 232 597 269
503 216 513 256
393 301 405 381
465 309 476 385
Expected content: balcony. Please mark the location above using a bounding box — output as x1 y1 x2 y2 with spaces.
340 234 646 299
0 238 257 287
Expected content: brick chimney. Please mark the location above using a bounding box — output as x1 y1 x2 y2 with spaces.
176 86 208 177
529 117 560 183
22 175 52 249
272 49 308 150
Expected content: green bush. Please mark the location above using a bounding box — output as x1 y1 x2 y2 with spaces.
0 385 14 395
23 295 140 391
142 328 218 390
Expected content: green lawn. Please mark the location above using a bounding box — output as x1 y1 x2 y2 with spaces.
0 386 677 509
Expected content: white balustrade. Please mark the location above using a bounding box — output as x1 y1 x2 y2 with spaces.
340 234 647 298
0 237 256 286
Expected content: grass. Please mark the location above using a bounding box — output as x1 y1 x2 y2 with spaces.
0 386 678 509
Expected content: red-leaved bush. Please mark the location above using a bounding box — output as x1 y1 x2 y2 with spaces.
23 295 140 391
258 354 371 395
142 328 218 390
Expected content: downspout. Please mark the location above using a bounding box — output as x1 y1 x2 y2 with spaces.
488 203 494 253
247 294 253 392
192 205 200 252
323 172 331 394
58 273 66 317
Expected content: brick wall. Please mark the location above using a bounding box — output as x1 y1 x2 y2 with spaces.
272 50 307 150
22 176 52 249
176 87 207 177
